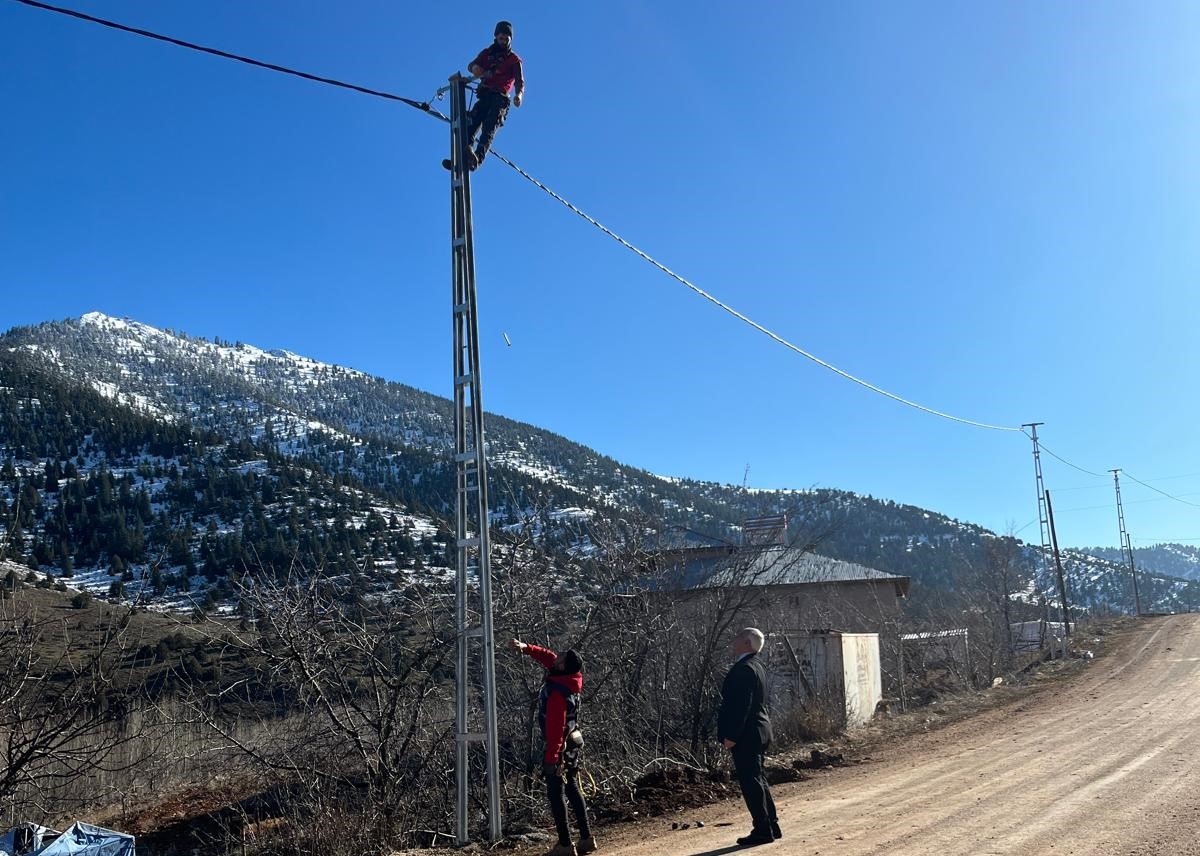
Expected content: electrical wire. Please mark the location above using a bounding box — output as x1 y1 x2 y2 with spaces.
5 0 1030 433
489 151 1020 432
1014 493 1179 533
1024 433 1108 478
1046 482 1112 493
8 0 446 116
1130 535 1200 543
1024 424 1200 506
1120 471 1200 509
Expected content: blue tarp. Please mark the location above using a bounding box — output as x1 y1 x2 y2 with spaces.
0 824 57 856
32 824 134 856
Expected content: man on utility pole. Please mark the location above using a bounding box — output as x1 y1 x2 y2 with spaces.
442 21 524 171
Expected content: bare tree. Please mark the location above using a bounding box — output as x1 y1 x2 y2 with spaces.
180 565 457 851
0 592 145 819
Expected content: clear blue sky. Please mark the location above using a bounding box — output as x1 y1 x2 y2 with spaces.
3 0 1200 550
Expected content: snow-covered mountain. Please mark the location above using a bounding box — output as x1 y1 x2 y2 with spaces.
1081 543 1200 583
3 312 1199 615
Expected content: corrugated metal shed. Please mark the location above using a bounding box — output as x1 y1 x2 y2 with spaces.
672 545 910 595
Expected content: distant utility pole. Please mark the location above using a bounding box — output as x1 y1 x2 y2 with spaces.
1043 489 1071 635
448 72 502 845
1021 423 1059 621
1110 469 1143 616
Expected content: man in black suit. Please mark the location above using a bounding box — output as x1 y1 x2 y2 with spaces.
718 627 781 847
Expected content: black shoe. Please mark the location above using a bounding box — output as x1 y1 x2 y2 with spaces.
771 823 782 839
441 158 453 170
736 831 775 847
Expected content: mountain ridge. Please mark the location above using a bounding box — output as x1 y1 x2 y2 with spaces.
3 312 1199 615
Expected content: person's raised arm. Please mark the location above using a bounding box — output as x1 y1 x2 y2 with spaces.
509 638 557 669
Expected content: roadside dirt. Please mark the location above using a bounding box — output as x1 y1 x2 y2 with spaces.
578 614 1200 856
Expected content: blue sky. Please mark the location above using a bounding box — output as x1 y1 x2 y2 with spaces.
3 1 1200 549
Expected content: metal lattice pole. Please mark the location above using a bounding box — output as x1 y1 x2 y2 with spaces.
1022 424 1059 634
448 72 502 846
1110 469 1142 616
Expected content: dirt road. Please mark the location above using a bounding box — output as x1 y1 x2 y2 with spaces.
599 615 1200 856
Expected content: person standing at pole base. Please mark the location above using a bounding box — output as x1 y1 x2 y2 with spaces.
718 627 781 848
442 21 524 171
509 638 597 856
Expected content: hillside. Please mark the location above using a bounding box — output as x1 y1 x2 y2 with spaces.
3 313 1199 615
1084 543 1200 583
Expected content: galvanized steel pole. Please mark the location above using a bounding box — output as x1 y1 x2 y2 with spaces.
1110 469 1142 616
1021 424 1056 606
449 72 503 845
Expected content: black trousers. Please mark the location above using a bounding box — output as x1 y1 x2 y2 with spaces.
545 765 591 846
466 89 510 164
731 745 777 833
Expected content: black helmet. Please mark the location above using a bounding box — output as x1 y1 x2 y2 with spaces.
495 20 513 38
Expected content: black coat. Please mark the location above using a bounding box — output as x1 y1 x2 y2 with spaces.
717 653 773 751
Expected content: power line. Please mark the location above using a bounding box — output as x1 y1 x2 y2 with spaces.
1130 535 1200 543
1014 491 1200 532
1024 434 1108 478
1120 471 1200 509
8 0 446 116
1128 471 1200 484
1049 482 1113 492
9 0 1023 433
1026 434 1200 497
491 152 1020 432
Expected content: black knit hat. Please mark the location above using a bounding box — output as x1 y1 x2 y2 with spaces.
562 649 582 675
495 20 513 38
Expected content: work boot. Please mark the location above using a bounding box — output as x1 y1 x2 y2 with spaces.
469 147 483 170
736 829 775 847
771 822 782 839
543 843 576 856
577 834 599 853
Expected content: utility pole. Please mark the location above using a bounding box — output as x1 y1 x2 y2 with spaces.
1043 489 1070 636
448 72 502 845
1021 424 1056 624
1110 469 1142 616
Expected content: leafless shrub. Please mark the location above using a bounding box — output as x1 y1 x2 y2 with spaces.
177 564 458 853
0 593 150 822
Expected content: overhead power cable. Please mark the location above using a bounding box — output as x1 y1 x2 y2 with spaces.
1120 471 1200 509
14 0 1021 433
489 152 1019 432
1024 435 1108 478
1024 430 1200 506
1131 535 1200 543
8 0 446 116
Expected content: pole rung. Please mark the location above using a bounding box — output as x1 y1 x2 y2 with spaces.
453 236 466 248
458 537 481 549
455 373 475 387
453 302 469 315
457 732 488 743
463 627 484 639
455 451 478 463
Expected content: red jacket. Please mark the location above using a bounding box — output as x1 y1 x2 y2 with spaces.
523 644 582 763
471 45 524 97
